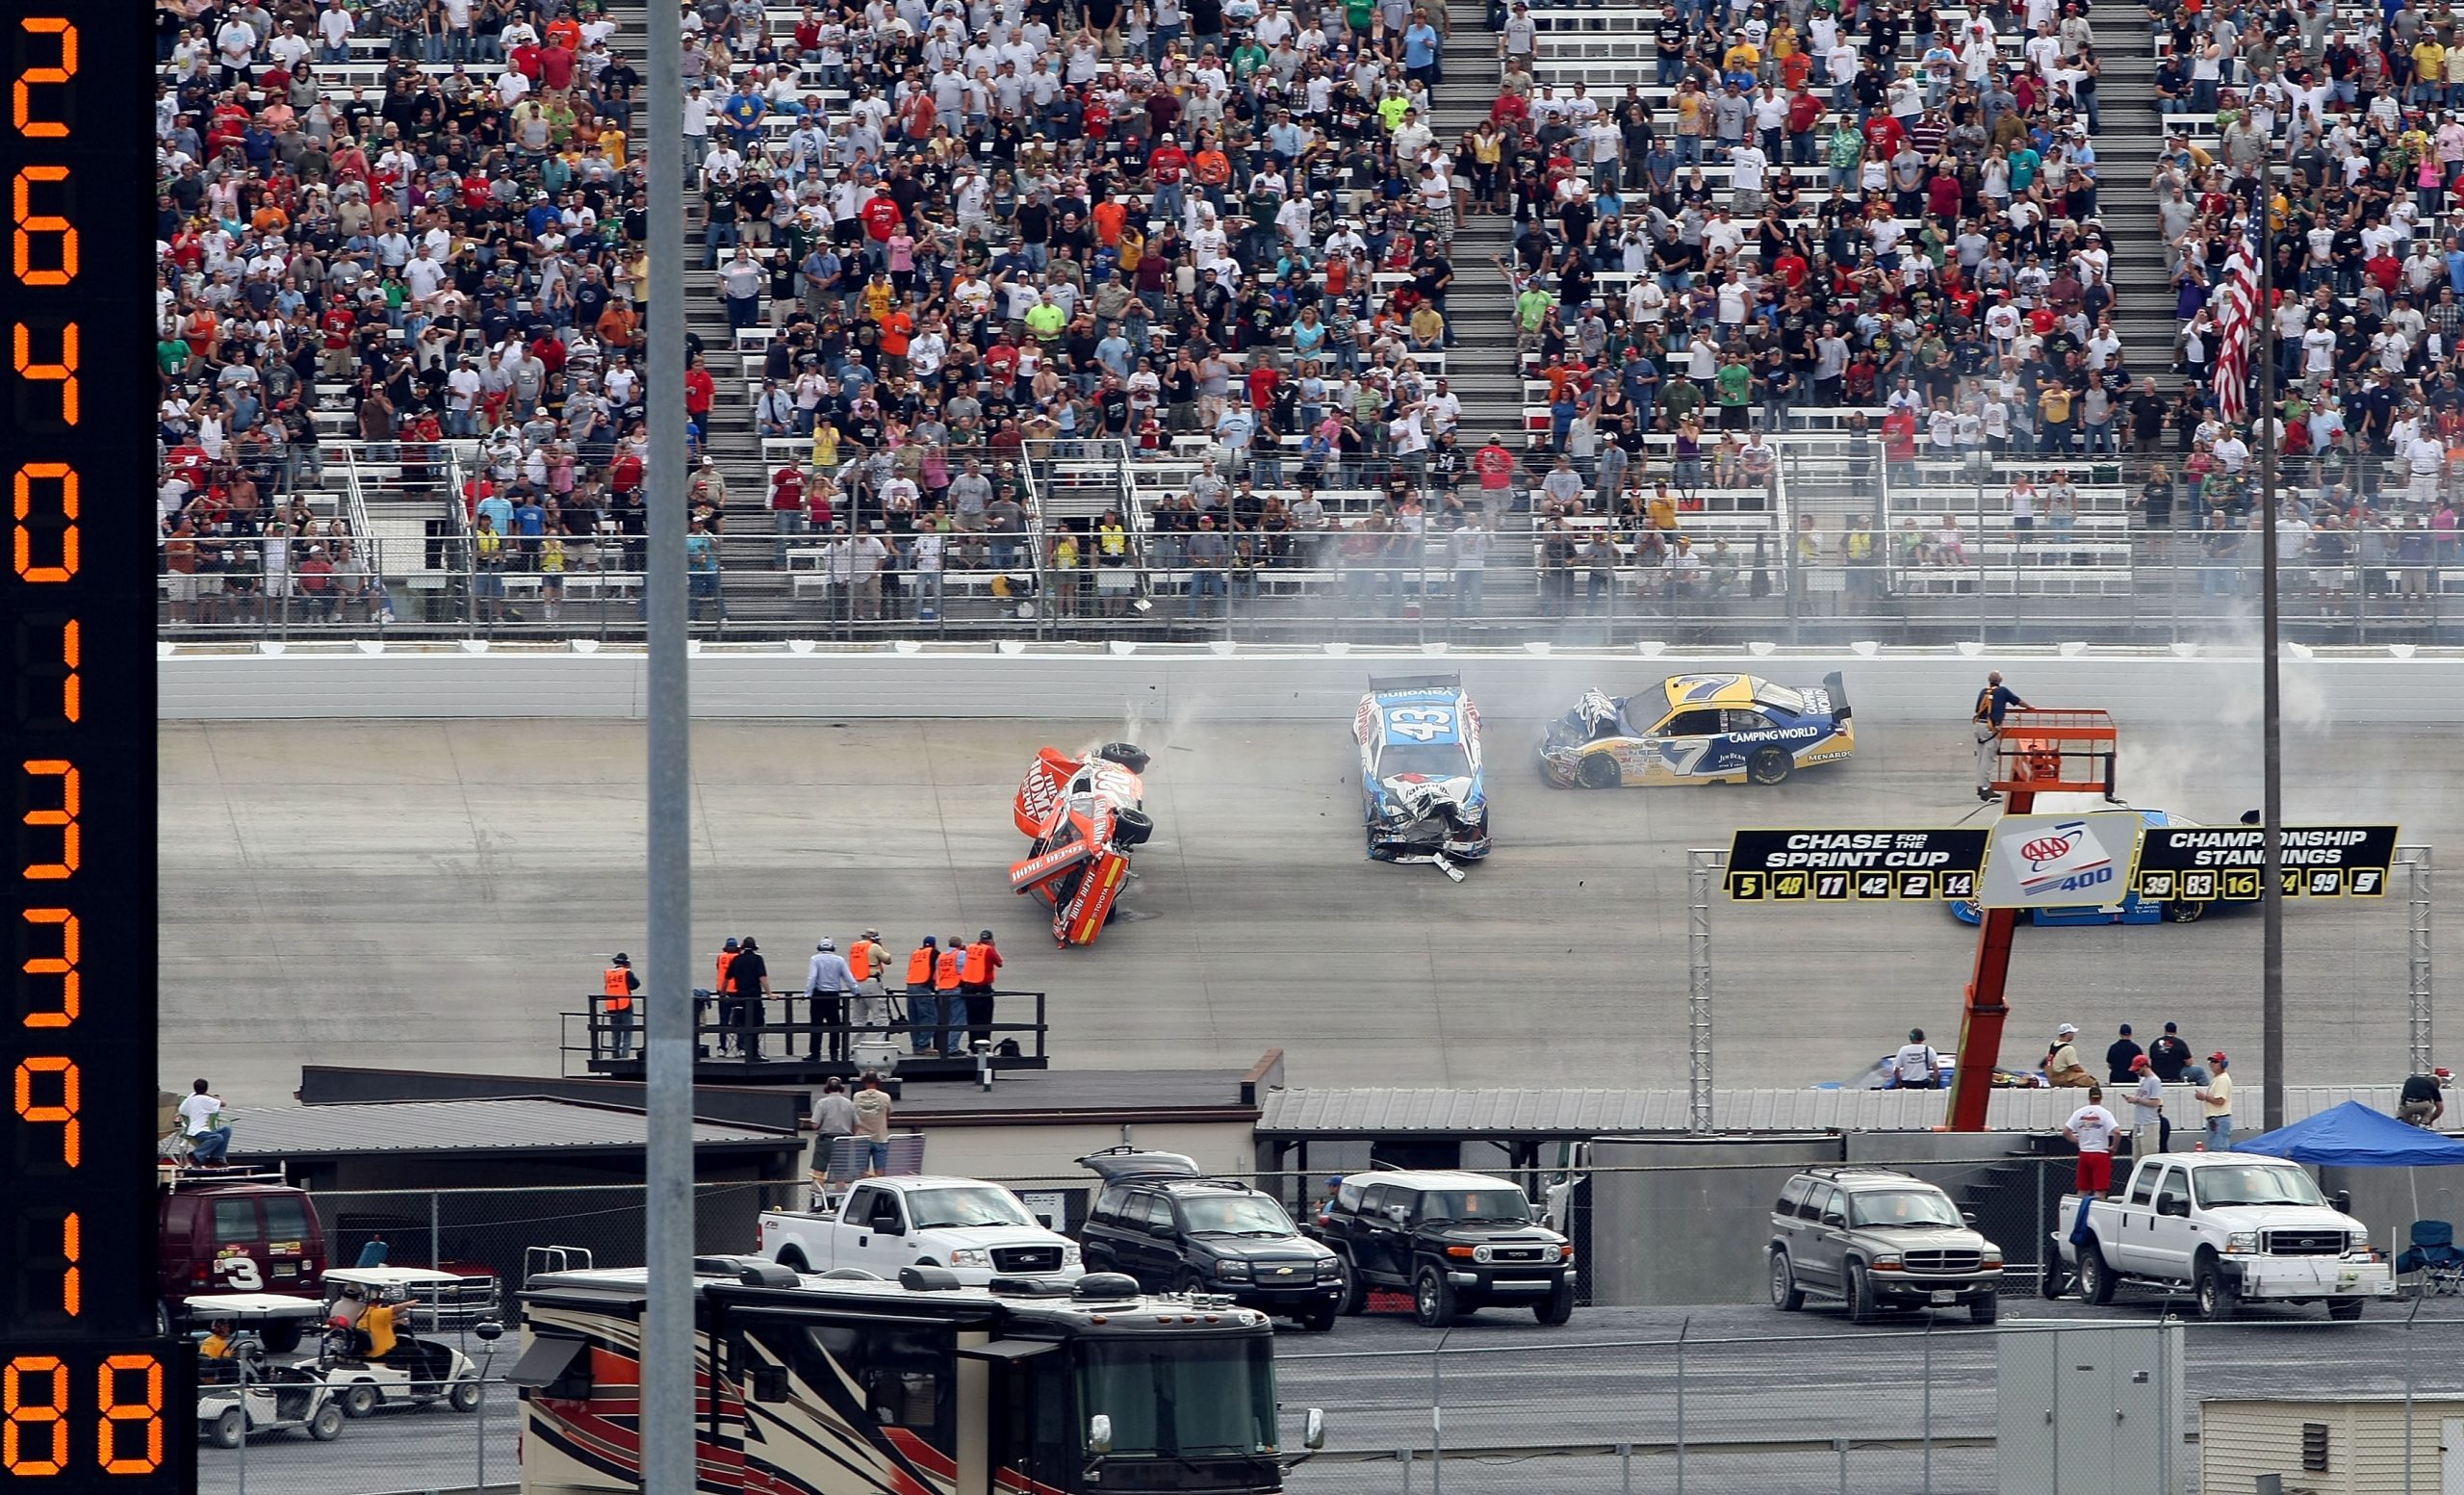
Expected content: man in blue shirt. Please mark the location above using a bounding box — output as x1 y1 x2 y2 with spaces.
1972 670 2030 801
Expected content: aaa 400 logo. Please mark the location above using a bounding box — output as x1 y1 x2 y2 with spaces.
2016 820 2117 895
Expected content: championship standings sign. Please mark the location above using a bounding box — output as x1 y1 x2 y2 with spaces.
1725 829 1990 902
2130 825 2402 902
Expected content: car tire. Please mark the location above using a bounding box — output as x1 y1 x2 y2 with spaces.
2076 1245 2117 1306
1769 1250 1806 1312
2194 1256 2236 1321
341 1383 379 1419
1969 1293 2000 1325
1747 747 1794 786
1534 1279 1577 1326
156 1300 175 1340
1300 1307 1338 1333
1412 1267 1457 1328
1578 754 1621 789
1095 742 1150 773
1175 1270 1206 1296
2327 1298 2366 1322
261 1319 305 1354
2040 1260 2069 1300
1337 1258 1369 1317
210 1406 246 1449
450 1379 482 1413
1846 1262 1880 1325
310 1404 346 1442
1112 808 1153 848
2163 900 2207 924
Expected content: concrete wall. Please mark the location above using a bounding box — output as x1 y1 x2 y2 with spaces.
158 643 2464 724
2315 1160 2464 1265
905 1117 1258 1188
1585 1136 1845 1305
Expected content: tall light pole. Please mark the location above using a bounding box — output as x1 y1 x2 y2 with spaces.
643 0 695 1483
2256 129 2287 1133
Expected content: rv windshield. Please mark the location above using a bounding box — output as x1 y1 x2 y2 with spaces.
1080 1334 1277 1459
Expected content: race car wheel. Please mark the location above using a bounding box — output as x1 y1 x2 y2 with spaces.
341 1383 379 1419
1095 742 1150 773
210 1407 246 1449
2163 900 2207 923
1111 807 1153 847
310 1404 346 1441
1578 754 1622 789
1746 747 1794 786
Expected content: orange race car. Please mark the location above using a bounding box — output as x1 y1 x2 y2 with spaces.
1008 742 1153 946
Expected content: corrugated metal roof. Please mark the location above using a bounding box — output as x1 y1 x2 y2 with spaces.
1256 1086 2401 1137
226 1098 795 1157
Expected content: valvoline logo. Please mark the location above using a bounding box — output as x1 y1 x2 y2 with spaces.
2016 820 2113 893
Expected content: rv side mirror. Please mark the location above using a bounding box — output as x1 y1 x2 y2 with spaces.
1304 1407 1326 1451
1088 1414 1113 1457
2332 1190 2352 1214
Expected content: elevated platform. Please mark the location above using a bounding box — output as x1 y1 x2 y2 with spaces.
561 991 1050 1087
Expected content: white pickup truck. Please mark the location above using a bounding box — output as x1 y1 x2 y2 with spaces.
2052 1152 2395 1320
757 1176 1084 1286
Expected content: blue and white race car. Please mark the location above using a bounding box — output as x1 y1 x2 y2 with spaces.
1354 674 1491 873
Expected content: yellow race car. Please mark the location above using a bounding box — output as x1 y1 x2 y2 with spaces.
1537 672 1855 787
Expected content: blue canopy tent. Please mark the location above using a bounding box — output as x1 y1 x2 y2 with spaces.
2239 1101 2464 1286
2237 1100 2464 1167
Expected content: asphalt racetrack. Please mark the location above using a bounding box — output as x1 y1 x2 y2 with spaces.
164 707 2460 1104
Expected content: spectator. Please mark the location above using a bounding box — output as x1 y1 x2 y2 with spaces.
2194 1053 2235 1151
177 1078 234 1168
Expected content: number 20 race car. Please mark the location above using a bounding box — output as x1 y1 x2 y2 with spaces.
1355 675 1491 876
1008 742 1152 946
1538 672 1855 788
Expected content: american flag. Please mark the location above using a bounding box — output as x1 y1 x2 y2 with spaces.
2211 213 2264 426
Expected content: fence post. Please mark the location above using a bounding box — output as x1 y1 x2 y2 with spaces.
1676 1315 1689 1494
1835 1435 1850 1494
430 1190 442 1280
1429 1335 1447 1495
1618 1439 1631 1495
1922 1310 1935 1495
2403 1291 2425 1495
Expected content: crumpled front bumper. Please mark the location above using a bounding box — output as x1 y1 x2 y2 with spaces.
1370 818 1491 862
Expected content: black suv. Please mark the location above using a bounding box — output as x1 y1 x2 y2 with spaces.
1315 1170 1575 1327
1075 1148 1343 1330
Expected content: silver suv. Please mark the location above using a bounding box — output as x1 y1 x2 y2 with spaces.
1768 1167 2005 1324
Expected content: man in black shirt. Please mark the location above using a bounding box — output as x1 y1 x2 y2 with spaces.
2105 1024 2144 1085
2398 1068 2449 1126
727 937 773 1062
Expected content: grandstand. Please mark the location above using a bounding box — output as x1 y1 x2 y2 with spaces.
152 0 2464 643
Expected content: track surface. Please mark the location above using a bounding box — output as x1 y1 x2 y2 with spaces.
164 713 2459 1103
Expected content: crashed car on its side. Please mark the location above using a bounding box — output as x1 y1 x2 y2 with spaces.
1009 742 1152 946
1538 672 1854 788
1354 675 1490 874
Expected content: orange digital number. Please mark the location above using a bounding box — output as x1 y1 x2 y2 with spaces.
13 1057 78 1166
20 910 77 1027
13 324 77 425
2 1356 67 1476
22 760 76 879
12 463 77 581
12 19 75 139
96 1356 163 1475
52 1211 79 1319
13 168 75 287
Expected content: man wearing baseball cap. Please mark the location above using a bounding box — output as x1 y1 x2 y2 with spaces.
2124 1054 2169 1155
2194 1053 2232 1150
2045 1022 2092 1087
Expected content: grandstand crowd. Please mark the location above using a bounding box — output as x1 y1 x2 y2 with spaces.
150 0 2464 624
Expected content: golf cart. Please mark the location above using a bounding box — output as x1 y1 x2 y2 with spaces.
190 1294 346 1448
315 1268 482 1416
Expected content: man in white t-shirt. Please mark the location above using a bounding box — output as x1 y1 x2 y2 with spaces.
2063 1088 2122 1195
1890 1028 1942 1089
178 1078 233 1167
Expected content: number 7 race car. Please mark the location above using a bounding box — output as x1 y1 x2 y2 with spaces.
1009 742 1153 946
1537 672 1855 788
1355 674 1491 876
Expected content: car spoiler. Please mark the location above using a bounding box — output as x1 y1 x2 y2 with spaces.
1368 672 1463 693
1824 671 1852 720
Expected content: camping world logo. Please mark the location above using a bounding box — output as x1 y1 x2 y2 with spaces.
2016 820 2113 894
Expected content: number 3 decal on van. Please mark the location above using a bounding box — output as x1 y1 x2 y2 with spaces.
217 1255 264 1290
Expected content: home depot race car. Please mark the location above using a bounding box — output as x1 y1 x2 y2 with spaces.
1009 742 1153 946
1355 675 1491 873
1538 672 1854 788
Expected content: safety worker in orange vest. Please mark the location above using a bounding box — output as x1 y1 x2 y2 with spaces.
931 934 967 1058
904 936 939 1057
601 953 641 1060
961 929 1003 1052
848 927 892 1049
713 937 742 1054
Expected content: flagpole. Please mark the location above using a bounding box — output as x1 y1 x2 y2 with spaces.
2258 120 2285 1135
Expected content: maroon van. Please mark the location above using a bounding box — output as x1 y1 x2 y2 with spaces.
160 1176 327 1351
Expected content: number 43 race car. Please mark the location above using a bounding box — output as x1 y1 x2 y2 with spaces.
1355 675 1491 877
1538 672 1855 788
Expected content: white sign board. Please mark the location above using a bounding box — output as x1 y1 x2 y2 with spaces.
1017 1190 1070 1230
1975 812 2146 910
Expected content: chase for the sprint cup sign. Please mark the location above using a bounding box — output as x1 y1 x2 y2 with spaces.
1724 828 1989 901
1974 811 2148 911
